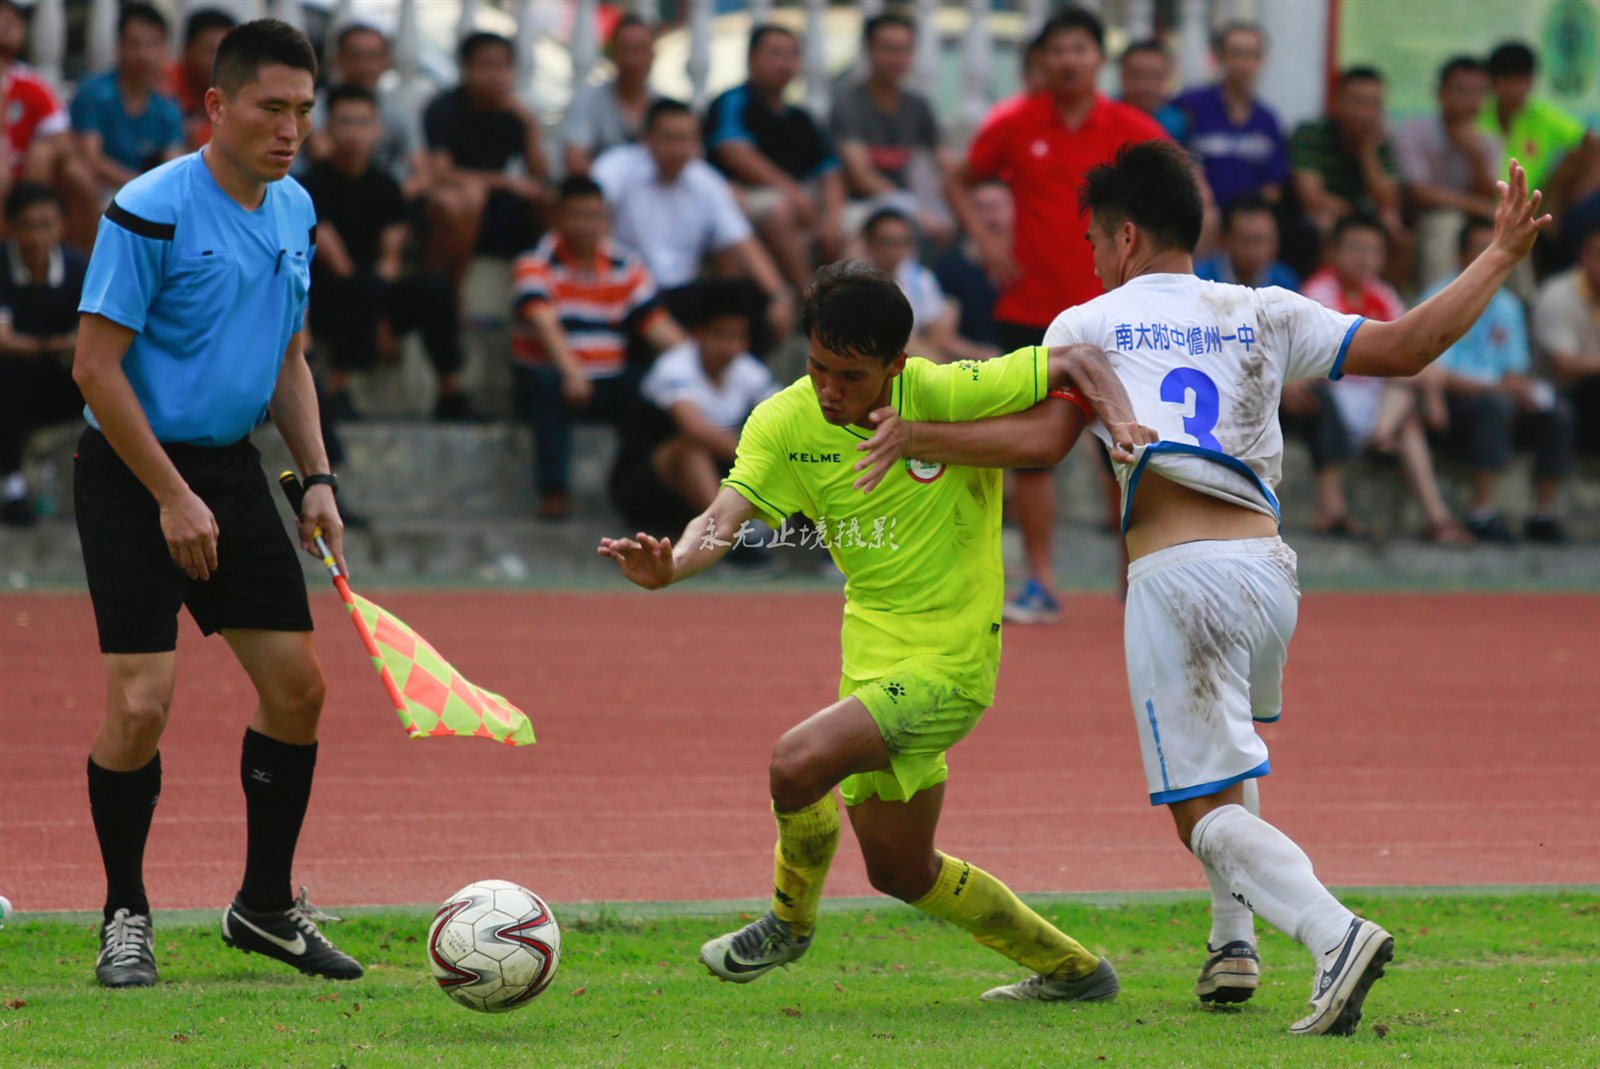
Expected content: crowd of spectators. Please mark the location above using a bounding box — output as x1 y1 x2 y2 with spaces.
3 3 1599 590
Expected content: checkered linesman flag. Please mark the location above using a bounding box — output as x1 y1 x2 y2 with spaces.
351 592 535 745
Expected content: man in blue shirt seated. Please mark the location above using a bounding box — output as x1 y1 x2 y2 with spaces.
1195 195 1300 290
705 23 845 293
0 183 86 526
72 19 361 991
1425 216 1574 543
69 3 185 196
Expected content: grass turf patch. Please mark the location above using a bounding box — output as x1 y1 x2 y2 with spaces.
1 891 1595 1068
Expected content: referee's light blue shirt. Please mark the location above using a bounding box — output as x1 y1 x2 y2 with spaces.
78 150 317 447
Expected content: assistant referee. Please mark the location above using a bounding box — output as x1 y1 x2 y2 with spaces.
73 20 359 987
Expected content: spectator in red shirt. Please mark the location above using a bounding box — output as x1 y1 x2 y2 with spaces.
0 0 96 248
1299 215 1467 543
945 6 1166 622
165 7 235 150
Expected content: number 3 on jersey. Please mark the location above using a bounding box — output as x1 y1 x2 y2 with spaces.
1159 367 1221 450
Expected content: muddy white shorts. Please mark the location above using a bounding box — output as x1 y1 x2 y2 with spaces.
1123 536 1300 806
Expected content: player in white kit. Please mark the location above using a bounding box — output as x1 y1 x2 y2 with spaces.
850 141 1551 1036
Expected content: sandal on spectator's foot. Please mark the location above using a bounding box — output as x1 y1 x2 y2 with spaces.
1422 520 1473 545
1312 515 1368 539
538 491 571 521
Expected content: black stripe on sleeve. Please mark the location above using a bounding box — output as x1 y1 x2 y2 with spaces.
104 201 175 241
308 225 318 247
723 479 788 525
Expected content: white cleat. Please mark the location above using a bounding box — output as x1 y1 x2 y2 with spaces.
1289 918 1394 1036
698 911 810 984
1196 940 1260 1004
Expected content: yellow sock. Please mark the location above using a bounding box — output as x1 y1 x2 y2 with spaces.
910 853 1100 980
769 794 839 939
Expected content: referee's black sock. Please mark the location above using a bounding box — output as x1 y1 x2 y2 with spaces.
87 753 161 922
238 728 318 913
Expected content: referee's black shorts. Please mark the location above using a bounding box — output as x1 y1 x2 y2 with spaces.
73 427 313 654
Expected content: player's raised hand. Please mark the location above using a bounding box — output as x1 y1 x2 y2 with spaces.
853 406 907 493
1491 159 1554 261
1105 421 1159 464
597 532 676 589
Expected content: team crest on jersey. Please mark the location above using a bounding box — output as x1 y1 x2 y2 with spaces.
905 457 945 483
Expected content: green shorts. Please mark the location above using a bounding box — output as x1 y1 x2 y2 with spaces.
838 661 988 806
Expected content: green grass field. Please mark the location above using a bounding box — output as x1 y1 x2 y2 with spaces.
2 891 1595 1068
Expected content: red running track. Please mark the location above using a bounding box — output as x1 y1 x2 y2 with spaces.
2 591 1597 912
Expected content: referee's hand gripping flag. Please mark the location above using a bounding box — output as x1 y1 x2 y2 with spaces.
278 473 535 746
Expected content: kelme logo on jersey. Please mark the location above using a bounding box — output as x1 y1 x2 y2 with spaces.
905 458 946 483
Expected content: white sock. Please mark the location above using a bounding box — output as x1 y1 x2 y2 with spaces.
1204 861 1256 948
1 471 25 501
1190 804 1354 956
1202 779 1259 948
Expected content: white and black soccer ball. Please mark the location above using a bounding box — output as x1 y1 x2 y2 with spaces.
428 879 561 1012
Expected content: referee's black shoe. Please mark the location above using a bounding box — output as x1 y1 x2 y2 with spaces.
96 908 158 988
221 891 363 980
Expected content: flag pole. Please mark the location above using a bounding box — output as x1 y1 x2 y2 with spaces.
278 472 419 736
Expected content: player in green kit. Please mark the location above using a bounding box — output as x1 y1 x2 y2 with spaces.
599 262 1156 1000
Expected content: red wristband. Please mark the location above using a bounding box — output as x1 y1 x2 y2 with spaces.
1048 387 1094 419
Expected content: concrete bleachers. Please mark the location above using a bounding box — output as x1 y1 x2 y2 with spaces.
8 414 1599 592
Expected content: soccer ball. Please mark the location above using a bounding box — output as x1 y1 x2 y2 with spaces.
427 879 561 1012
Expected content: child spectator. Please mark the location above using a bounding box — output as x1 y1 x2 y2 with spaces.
931 179 1008 358
1302 215 1467 543
303 86 472 422
1173 23 1288 210
611 280 777 532
511 176 684 519
166 7 235 149
1195 195 1299 289
422 32 548 277
562 14 658 178
1426 217 1573 543
830 13 952 242
0 183 85 526
862 208 986 363
705 24 845 293
71 4 184 195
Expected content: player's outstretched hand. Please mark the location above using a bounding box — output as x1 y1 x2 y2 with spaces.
160 486 219 581
1105 421 1160 464
300 483 348 578
1492 159 1554 262
598 532 675 589
853 406 907 493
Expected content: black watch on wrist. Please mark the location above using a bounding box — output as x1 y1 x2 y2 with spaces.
303 472 339 495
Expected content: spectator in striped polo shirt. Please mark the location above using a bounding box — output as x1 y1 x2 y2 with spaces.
512 176 685 520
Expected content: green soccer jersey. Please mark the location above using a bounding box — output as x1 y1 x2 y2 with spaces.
723 347 1051 705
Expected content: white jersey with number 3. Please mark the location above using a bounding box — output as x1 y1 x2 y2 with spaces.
1043 273 1364 530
